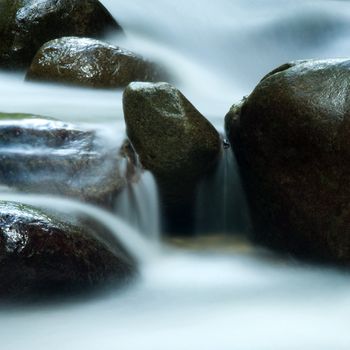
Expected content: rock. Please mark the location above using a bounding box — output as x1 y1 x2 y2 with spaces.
0 0 122 70
123 82 221 232
26 37 166 88
0 201 134 299
0 113 137 206
225 58 350 264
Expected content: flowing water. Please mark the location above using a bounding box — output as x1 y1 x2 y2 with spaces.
196 147 249 235
114 170 161 242
1 0 350 349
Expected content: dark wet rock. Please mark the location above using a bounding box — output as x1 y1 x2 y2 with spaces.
0 113 137 206
123 82 221 186
123 82 221 233
0 0 122 70
26 37 166 88
0 201 134 298
225 58 350 264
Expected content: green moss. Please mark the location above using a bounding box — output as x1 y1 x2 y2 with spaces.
0 112 55 120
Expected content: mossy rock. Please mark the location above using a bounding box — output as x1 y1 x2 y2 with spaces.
0 112 49 120
26 37 166 88
225 59 350 264
0 0 122 69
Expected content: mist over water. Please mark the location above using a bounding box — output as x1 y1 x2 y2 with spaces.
1 0 350 349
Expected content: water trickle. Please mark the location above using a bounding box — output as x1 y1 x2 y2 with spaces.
195 143 250 235
114 170 160 242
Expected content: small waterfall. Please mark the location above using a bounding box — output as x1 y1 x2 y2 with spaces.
0 193 159 264
114 170 160 242
3 1 350 349
195 144 250 235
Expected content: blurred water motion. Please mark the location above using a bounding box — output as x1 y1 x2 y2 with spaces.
1 1 350 349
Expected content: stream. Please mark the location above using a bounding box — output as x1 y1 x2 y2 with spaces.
1 0 350 349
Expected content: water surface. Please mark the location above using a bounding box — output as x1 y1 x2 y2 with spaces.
1 1 350 349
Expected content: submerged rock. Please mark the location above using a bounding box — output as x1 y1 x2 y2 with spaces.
123 82 221 232
0 113 136 206
0 0 122 69
26 37 165 88
0 201 134 298
226 59 350 264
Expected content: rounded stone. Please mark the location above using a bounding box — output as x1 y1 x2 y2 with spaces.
0 0 122 69
26 37 165 88
226 59 350 263
0 201 134 299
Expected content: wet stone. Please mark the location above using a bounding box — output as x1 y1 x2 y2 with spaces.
26 37 167 88
0 0 122 69
123 82 221 233
0 201 135 299
0 114 137 206
226 58 350 264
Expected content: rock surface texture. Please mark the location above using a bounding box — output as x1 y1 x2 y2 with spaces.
226 59 350 263
0 114 136 206
123 82 221 232
26 37 164 88
0 201 134 299
0 0 122 69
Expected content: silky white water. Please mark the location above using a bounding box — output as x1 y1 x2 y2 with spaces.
114 170 160 242
196 147 249 235
1 0 350 349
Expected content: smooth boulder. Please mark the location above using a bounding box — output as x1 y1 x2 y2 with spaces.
0 201 134 298
26 37 165 88
225 59 350 263
0 0 121 69
0 113 137 206
123 82 222 232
